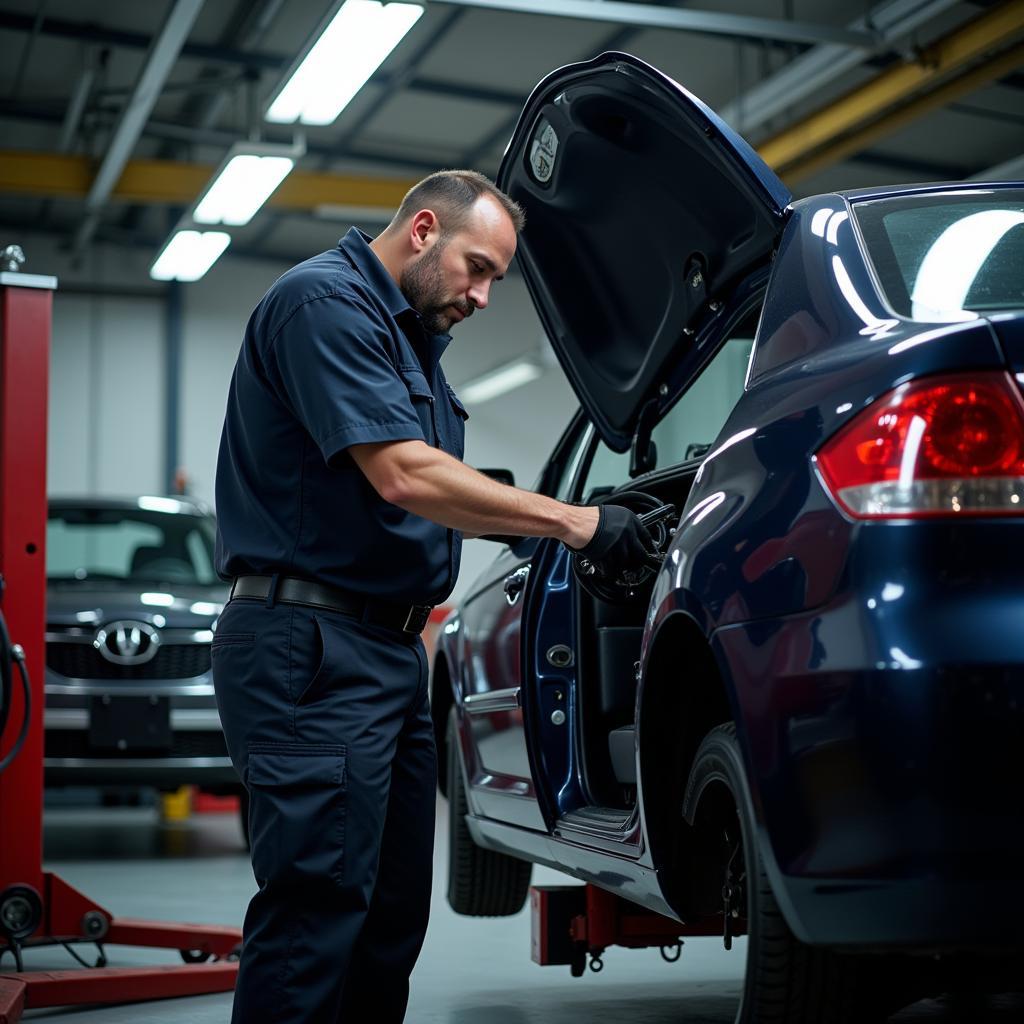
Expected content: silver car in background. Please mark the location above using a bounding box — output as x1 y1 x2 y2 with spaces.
44 497 239 808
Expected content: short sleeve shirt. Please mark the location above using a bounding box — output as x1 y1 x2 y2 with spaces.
214 228 469 605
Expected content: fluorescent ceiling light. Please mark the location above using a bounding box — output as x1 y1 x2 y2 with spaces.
459 358 543 405
267 0 424 126
193 154 294 226
150 230 231 282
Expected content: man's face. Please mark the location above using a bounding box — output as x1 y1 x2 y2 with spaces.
400 196 517 335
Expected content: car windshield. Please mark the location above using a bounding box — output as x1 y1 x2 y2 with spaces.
47 504 218 586
853 188 1024 322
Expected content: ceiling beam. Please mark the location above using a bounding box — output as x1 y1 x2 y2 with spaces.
759 2 1024 177
0 152 418 211
950 100 1024 127
0 10 287 71
0 102 444 176
719 0 962 135
433 0 876 48
778 38 1024 184
71 0 205 252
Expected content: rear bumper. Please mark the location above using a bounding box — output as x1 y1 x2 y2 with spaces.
773 876 1024 951
714 581 1024 950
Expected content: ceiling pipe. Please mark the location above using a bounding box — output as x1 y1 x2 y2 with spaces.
759 3 1024 178
433 0 876 48
720 0 962 136
780 39 1024 185
70 0 205 253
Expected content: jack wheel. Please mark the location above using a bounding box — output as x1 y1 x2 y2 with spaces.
0 885 42 941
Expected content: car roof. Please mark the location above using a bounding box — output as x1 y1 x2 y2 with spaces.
836 180 1024 203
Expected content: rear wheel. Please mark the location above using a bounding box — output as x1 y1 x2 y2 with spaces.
446 708 532 916
683 724 912 1023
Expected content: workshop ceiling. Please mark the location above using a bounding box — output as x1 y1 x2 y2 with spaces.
0 0 1021 269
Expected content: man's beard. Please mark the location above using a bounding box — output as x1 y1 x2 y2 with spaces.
400 240 472 335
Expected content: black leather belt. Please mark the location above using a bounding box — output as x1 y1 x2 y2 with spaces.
228 575 433 635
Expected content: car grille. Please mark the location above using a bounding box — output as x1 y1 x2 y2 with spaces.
45 730 228 759
46 643 212 680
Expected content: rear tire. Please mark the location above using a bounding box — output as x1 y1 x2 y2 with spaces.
684 724 912 1023
446 707 532 916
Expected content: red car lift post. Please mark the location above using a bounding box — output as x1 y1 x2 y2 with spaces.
0 260 242 1023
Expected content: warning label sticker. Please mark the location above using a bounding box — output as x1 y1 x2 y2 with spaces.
529 119 558 184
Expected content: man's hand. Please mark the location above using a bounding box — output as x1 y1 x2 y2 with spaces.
570 504 658 574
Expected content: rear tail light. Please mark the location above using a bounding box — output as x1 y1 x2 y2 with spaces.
815 372 1024 518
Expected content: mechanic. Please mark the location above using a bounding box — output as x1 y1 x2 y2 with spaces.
211 169 656 1023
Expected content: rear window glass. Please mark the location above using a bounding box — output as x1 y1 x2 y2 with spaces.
853 188 1024 321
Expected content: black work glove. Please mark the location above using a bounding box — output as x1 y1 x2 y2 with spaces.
572 504 659 575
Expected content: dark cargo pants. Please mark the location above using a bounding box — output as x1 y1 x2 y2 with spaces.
211 595 435 1024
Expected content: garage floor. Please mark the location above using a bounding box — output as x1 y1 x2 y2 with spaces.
13 802 1022 1022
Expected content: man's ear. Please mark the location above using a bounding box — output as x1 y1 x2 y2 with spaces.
409 209 438 254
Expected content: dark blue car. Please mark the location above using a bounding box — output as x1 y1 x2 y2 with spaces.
434 52 1024 1021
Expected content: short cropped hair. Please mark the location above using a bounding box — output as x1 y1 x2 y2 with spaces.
392 169 525 235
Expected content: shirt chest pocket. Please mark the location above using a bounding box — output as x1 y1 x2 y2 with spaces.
400 366 436 445
440 384 468 460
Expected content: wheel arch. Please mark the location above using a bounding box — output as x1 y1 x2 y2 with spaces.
637 608 736 916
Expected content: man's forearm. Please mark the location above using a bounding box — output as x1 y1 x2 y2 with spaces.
349 440 598 548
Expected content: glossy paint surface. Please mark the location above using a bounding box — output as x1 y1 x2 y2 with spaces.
441 179 1024 949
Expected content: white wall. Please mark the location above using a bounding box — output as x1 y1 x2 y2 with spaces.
24 236 167 499
19 230 574 602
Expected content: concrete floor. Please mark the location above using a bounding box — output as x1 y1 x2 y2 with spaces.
10 801 1023 1022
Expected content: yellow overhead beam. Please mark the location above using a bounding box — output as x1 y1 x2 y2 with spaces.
782 39 1024 184
759 0 1024 176
0 151 418 211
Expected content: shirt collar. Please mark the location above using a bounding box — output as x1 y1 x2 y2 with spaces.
338 227 454 370
338 227 413 319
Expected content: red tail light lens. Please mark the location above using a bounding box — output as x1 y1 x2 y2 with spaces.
815 372 1024 518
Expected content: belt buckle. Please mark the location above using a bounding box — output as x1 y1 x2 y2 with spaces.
403 604 432 634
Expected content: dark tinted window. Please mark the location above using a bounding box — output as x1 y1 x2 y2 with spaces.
853 189 1024 321
47 505 217 585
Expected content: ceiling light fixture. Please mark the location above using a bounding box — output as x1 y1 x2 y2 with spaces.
149 138 304 282
459 358 544 405
266 0 425 126
150 230 231 282
193 153 295 227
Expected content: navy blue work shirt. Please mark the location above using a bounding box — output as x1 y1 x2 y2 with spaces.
214 228 468 605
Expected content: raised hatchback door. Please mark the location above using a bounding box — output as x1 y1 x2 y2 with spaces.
498 51 791 453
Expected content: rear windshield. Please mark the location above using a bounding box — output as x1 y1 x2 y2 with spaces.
47 507 218 586
853 188 1024 321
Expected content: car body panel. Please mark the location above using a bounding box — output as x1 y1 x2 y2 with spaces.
456 541 545 830
439 57 1024 953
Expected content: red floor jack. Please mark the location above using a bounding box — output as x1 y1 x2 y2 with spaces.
531 884 723 977
0 253 242 1023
